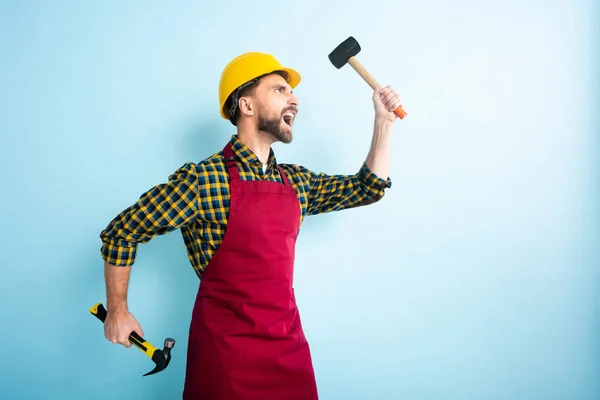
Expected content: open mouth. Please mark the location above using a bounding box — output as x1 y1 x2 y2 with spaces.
282 111 295 127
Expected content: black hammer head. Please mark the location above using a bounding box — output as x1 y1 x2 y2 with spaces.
143 338 176 376
328 36 361 69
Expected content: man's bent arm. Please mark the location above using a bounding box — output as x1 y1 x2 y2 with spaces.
99 162 200 317
280 89 398 216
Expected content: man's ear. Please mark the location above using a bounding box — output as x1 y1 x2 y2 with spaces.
238 97 254 117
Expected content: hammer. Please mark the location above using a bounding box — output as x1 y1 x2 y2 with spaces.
90 302 175 376
328 36 407 119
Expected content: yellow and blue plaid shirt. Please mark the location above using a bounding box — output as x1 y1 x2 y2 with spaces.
100 135 392 277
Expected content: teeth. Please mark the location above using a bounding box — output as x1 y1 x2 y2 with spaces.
284 112 294 119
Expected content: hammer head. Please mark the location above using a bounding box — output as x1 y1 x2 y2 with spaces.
328 36 361 69
143 338 175 376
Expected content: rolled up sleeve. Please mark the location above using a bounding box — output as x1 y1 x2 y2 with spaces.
357 162 392 198
100 162 200 266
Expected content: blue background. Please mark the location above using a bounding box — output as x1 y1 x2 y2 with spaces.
1 1 598 399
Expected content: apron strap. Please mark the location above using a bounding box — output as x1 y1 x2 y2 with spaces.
277 166 292 187
223 142 240 182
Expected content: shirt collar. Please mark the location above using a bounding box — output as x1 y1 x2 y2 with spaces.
229 134 277 171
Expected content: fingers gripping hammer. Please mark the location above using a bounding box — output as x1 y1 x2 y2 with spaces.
90 303 175 376
328 36 407 119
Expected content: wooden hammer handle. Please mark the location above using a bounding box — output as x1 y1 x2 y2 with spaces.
347 56 407 119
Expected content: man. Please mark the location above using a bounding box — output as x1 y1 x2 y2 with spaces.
99 52 402 399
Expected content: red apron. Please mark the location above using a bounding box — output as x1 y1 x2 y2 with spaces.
182 142 319 399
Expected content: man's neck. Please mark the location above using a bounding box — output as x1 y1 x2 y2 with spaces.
236 129 273 166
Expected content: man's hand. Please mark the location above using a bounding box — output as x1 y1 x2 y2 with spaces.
373 85 402 123
104 308 144 348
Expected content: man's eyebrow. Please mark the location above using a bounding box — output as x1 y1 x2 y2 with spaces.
273 84 292 93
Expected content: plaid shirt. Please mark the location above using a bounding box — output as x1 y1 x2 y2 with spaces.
100 135 392 277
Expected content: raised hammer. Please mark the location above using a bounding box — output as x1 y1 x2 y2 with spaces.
328 36 407 119
90 303 175 376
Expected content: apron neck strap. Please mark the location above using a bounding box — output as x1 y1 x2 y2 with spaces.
277 166 292 187
223 142 240 181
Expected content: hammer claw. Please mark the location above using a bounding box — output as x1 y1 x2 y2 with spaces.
143 364 164 377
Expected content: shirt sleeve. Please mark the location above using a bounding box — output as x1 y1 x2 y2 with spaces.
99 162 200 267
293 161 392 216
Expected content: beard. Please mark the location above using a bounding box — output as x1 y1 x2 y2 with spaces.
257 109 293 144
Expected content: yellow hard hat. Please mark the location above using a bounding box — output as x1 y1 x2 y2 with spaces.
218 52 301 121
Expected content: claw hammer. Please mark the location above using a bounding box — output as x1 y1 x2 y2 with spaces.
90 303 175 376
